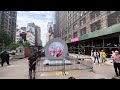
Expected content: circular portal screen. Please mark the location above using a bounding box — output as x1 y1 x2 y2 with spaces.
45 38 68 60
49 42 64 57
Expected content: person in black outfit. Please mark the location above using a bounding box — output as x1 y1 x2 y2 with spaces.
28 52 39 79
0 51 10 67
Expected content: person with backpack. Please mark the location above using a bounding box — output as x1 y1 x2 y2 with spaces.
93 50 100 65
28 52 39 79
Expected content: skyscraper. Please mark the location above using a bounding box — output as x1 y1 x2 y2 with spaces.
0 11 17 41
47 22 54 41
35 25 42 46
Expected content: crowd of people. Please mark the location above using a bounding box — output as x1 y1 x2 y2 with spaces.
91 49 107 66
91 49 120 77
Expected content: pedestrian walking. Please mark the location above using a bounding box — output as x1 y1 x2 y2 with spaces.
100 50 107 64
112 51 115 56
28 52 39 79
93 50 100 65
0 50 10 67
111 50 120 77
91 50 94 57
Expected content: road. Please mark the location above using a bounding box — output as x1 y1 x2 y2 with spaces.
0 57 115 79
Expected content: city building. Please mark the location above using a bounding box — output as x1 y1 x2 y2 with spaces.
26 23 36 46
35 25 42 46
46 32 49 43
47 22 54 41
56 11 120 56
54 11 59 38
26 23 36 35
26 31 35 46
20 27 26 31
15 28 26 42
0 11 17 41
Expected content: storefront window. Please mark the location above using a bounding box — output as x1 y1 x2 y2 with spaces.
104 37 119 47
93 39 103 47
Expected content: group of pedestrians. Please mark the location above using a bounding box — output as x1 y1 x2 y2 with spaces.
91 49 107 66
91 49 120 77
0 50 10 67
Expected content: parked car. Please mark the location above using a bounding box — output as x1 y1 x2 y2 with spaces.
9 50 16 55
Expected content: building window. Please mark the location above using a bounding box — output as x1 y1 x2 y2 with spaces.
65 37 67 41
107 12 120 27
75 15 77 20
68 29 70 33
90 20 101 32
80 27 86 35
80 11 83 16
73 31 77 38
90 11 100 20
65 30 67 35
80 17 86 26
108 11 116 14
69 34 71 38
73 23 77 30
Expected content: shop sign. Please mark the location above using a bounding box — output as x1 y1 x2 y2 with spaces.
71 37 79 42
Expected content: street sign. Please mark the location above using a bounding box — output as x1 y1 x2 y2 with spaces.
45 38 68 60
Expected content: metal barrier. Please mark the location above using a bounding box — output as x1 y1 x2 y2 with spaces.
36 56 93 73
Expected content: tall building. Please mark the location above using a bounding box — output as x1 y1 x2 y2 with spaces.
20 27 26 31
46 32 49 43
56 11 120 56
26 31 35 46
35 25 42 46
26 23 36 45
47 22 54 41
16 27 26 43
0 11 17 41
54 11 59 37
26 23 35 35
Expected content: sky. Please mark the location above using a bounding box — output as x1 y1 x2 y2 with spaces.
17 11 55 46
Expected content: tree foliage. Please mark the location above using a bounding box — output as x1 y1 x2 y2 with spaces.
0 31 13 48
9 41 30 50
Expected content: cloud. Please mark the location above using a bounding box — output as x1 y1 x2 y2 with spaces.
17 11 55 46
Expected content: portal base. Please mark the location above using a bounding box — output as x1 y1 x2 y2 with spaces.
43 59 72 66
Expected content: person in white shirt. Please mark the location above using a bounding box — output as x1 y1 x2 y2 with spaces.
93 50 100 65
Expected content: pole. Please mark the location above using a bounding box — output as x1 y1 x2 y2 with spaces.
62 59 66 75
92 40 93 50
103 38 104 51
119 33 120 51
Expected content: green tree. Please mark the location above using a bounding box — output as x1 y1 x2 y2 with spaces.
0 31 13 48
8 41 30 50
22 41 30 47
9 42 20 50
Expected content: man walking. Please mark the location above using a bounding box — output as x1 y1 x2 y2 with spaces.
93 50 100 65
111 50 120 77
0 50 10 67
28 51 40 79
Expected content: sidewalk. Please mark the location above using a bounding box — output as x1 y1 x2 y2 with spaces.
0 57 115 79
69 53 113 65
